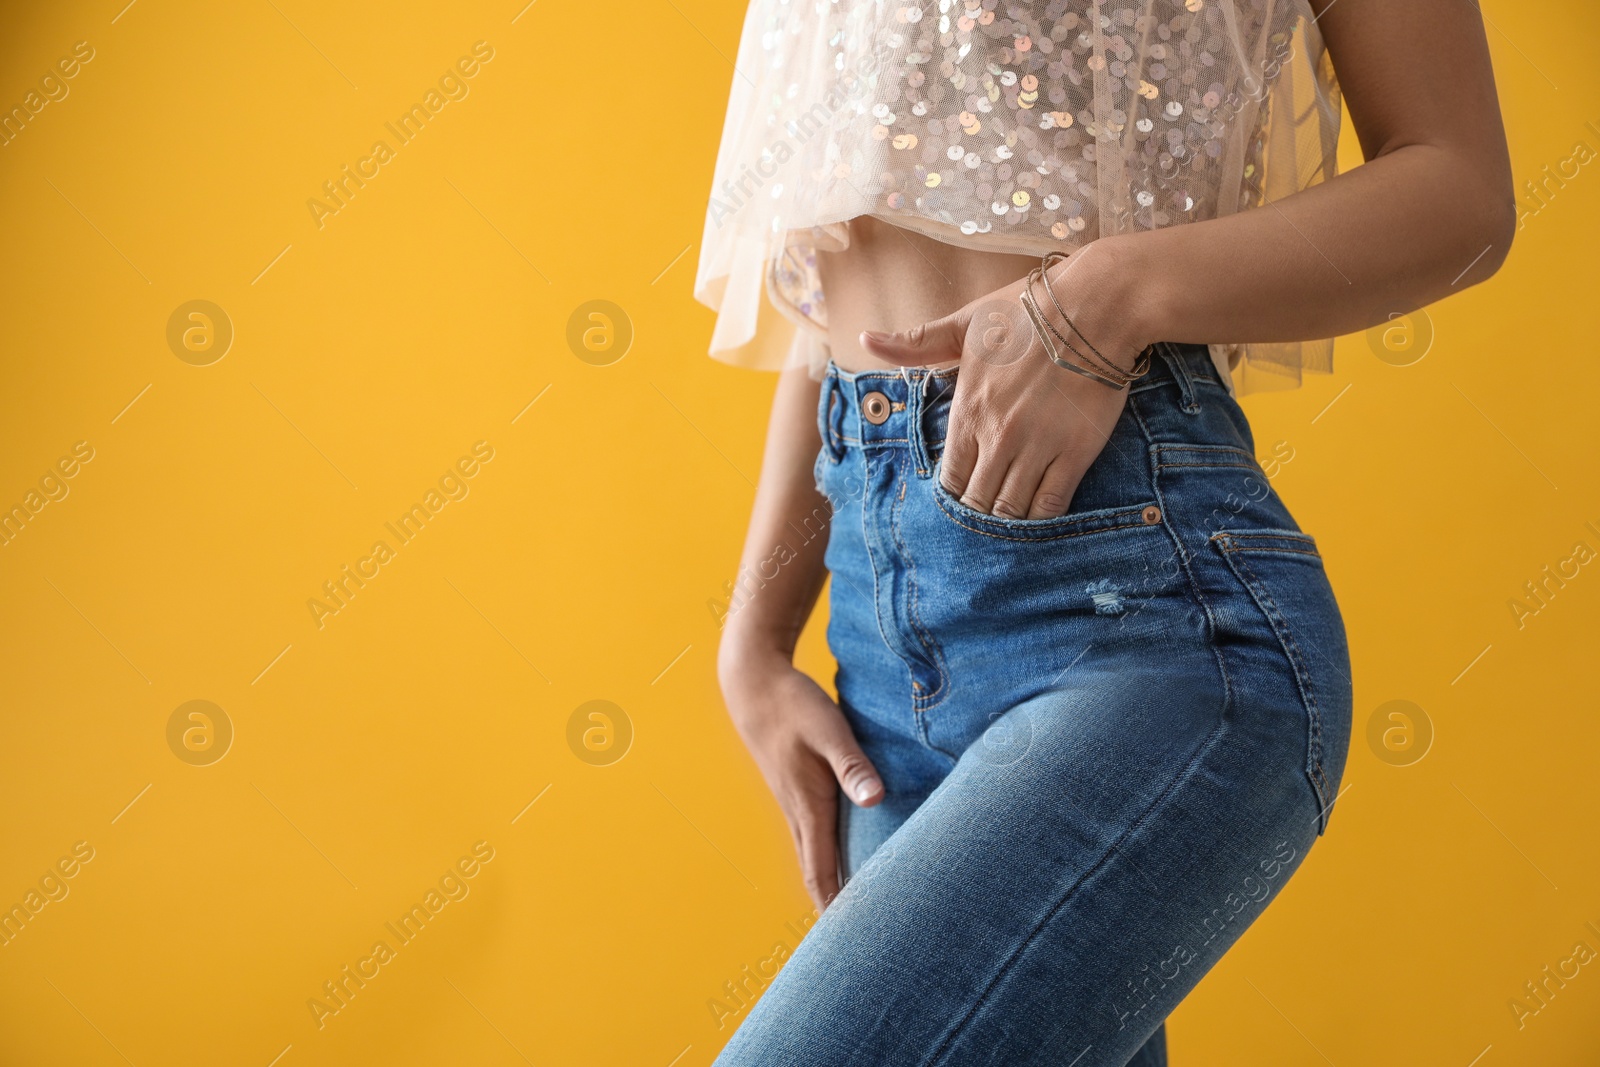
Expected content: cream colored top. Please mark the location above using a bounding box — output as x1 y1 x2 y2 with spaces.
694 0 1342 395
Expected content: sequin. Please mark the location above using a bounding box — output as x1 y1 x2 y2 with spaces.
695 0 1344 391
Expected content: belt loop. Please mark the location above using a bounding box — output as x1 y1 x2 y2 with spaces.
907 369 934 479
1158 342 1201 415
818 371 845 462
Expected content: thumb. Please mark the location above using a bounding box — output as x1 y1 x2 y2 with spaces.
815 719 886 807
858 307 969 365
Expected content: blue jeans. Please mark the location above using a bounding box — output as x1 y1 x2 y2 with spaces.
713 344 1352 1067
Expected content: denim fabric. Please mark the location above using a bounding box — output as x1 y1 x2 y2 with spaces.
714 344 1352 1067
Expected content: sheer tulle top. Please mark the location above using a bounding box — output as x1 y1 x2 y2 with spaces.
693 0 1342 395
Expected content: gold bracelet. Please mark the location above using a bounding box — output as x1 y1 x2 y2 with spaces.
1019 268 1129 390
1031 251 1155 385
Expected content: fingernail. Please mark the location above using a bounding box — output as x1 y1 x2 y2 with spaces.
860 329 891 344
854 779 880 802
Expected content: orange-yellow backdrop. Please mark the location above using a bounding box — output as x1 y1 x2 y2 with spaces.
2 2 1597 1064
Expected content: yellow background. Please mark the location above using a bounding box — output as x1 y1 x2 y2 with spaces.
2 1 1597 1064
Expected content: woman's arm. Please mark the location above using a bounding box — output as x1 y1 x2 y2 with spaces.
717 364 885 912
1095 0 1515 347
861 0 1514 520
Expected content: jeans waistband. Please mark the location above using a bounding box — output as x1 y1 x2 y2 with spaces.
818 342 1222 475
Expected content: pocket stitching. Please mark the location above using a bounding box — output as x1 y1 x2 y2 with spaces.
932 488 1159 543
1212 534 1333 832
1218 534 1320 558
930 478 1160 543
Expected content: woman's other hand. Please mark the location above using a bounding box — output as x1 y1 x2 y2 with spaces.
718 650 884 912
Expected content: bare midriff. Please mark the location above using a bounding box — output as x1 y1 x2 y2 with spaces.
813 215 1038 372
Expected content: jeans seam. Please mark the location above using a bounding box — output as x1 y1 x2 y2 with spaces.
1212 540 1331 831
890 455 950 712
922 714 1233 1067
1132 397 1238 727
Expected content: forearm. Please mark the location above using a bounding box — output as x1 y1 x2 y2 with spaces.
1074 0 1515 355
718 364 833 675
1087 143 1515 352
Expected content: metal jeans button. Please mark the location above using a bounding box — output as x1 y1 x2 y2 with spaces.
862 390 891 425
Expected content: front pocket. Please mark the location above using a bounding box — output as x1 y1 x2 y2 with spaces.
930 469 1163 544
1211 529 1352 835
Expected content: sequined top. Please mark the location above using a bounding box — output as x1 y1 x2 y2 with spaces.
693 0 1342 395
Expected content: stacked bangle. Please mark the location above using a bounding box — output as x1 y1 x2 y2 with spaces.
1019 252 1154 390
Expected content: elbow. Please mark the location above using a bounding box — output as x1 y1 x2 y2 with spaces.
1465 172 1518 284
1479 191 1517 280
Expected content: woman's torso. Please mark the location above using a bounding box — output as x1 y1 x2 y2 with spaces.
816 216 1038 371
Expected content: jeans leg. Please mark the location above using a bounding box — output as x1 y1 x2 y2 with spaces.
1124 1025 1167 1067
712 669 1322 1067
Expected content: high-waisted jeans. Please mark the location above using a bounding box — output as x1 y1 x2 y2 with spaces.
713 344 1353 1067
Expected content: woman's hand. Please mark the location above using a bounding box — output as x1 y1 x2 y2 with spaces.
859 245 1151 520
719 649 884 912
